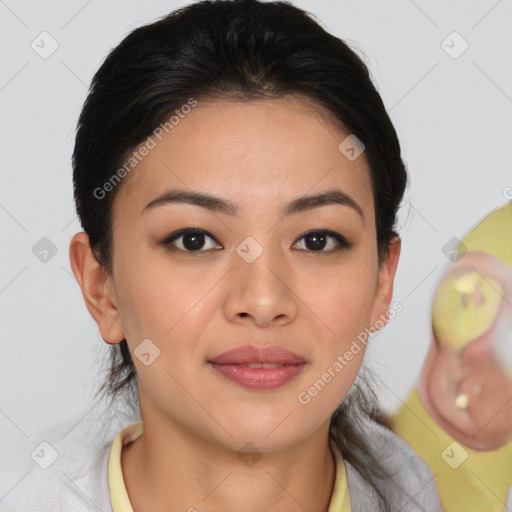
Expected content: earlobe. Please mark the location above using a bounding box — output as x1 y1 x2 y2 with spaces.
370 236 401 328
68 232 125 345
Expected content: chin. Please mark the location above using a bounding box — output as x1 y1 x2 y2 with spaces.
224 415 311 452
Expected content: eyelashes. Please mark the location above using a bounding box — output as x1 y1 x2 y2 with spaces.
293 230 352 252
161 228 353 254
163 228 222 252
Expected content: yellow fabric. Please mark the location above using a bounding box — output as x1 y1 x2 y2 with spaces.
328 438 352 512
108 421 351 512
456 200 512 267
390 387 512 512
108 421 143 512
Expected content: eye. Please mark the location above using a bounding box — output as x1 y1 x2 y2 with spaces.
161 228 352 254
161 228 222 253
293 230 352 253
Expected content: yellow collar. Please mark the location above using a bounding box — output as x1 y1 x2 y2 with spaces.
108 421 351 512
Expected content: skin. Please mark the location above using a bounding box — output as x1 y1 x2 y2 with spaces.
419 251 512 451
69 95 401 512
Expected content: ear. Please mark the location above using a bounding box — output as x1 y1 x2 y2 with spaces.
369 235 401 329
68 232 125 344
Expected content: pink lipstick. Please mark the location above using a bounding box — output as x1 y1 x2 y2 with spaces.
208 345 306 390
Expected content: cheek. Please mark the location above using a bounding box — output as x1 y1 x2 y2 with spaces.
114 260 226 390
293 259 374 410
297 256 376 344
114 252 209 340
115 264 215 400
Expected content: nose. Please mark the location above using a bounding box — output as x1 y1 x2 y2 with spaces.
224 241 298 328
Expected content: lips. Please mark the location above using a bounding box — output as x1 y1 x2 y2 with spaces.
208 345 306 365
208 345 306 390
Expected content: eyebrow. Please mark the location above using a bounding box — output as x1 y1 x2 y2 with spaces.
142 187 364 222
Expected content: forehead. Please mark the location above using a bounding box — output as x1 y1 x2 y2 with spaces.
111 96 374 225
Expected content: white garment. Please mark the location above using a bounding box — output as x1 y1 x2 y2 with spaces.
504 484 512 512
0 404 444 512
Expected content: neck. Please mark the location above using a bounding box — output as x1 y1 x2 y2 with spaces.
121 416 337 512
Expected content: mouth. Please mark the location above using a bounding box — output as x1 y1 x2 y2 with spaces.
233 363 294 368
207 345 306 390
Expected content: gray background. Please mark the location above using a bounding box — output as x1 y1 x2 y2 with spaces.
1 0 511 498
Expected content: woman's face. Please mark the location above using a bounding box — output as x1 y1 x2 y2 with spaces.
98 96 399 451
